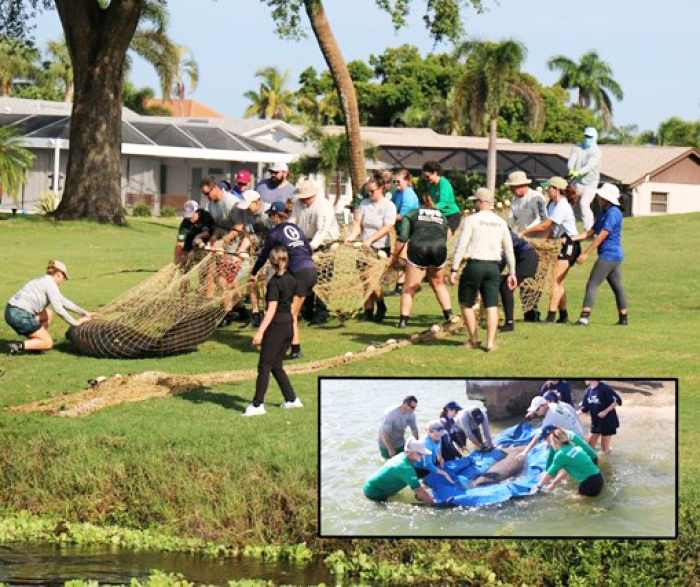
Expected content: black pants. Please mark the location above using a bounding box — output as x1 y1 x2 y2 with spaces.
582 259 627 310
253 314 296 406
499 249 539 322
578 472 604 497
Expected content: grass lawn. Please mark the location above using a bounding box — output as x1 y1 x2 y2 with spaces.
0 212 698 583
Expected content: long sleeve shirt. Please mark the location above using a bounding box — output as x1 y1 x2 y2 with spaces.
8 274 86 326
451 210 515 274
289 196 340 250
251 222 315 276
568 145 602 187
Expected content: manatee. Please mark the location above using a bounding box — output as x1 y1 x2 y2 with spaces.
470 446 525 487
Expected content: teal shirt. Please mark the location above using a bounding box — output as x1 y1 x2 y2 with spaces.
547 443 600 483
363 453 420 500
545 430 597 470
428 177 460 216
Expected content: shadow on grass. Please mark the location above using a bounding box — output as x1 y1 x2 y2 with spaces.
176 388 250 411
211 326 259 354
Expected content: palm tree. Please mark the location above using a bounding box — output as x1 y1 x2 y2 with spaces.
171 44 198 113
0 37 40 97
547 51 623 132
0 126 35 206
243 67 296 120
451 39 542 190
46 37 73 102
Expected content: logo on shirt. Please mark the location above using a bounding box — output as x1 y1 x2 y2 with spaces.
283 225 301 241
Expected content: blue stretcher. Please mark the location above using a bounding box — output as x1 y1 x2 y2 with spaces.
425 422 548 507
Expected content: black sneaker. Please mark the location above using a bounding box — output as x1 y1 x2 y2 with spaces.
7 342 23 355
286 349 303 360
523 310 540 322
499 323 514 332
250 313 261 328
544 316 556 324
556 316 569 324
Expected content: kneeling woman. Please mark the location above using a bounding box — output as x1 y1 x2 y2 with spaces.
391 193 453 328
534 427 603 497
5 260 95 355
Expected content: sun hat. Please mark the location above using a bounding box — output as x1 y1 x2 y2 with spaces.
405 438 431 456
546 176 568 191
596 183 621 206
467 187 494 203
235 169 252 185
504 170 532 186
237 190 261 210
584 127 598 139
47 259 69 279
444 401 462 411
266 200 287 216
267 161 288 173
427 420 447 435
526 396 548 416
293 179 318 200
182 199 199 219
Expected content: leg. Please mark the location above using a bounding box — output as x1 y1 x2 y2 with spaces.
290 295 305 346
579 184 597 231
499 275 515 325
460 305 479 347
601 435 613 453
605 262 628 316
400 264 426 320
427 266 452 313
24 327 54 351
587 432 601 449
548 260 570 314
485 306 499 350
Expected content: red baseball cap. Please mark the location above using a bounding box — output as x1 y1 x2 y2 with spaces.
235 169 251 184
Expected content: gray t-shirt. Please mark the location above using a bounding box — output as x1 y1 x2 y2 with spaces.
507 189 547 231
8 274 86 326
205 192 239 232
358 197 397 249
455 407 493 447
255 179 296 205
377 404 418 451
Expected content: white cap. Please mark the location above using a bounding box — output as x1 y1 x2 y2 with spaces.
596 183 621 206
267 161 288 173
526 396 548 416
237 190 261 210
47 259 69 279
183 200 199 219
405 438 431 456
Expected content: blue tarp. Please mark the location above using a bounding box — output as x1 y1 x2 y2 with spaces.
426 422 548 507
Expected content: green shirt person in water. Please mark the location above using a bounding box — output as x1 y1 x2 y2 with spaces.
534 427 604 497
363 438 435 505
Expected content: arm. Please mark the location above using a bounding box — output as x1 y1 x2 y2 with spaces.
414 486 435 505
252 300 278 347
571 228 595 242
46 282 85 326
309 205 338 250
481 416 494 449
363 222 394 249
449 219 472 283
577 230 609 265
517 434 540 461
521 218 553 238
544 469 568 490
250 233 275 276
577 150 601 176
380 431 396 457
344 218 362 242
501 225 517 291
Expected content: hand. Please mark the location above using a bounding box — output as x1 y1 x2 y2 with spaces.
83 311 97 319
569 169 581 179
252 332 263 347
362 239 373 250
193 237 204 248
530 485 541 495
576 252 588 265
449 271 458 286
213 239 225 250
507 274 517 291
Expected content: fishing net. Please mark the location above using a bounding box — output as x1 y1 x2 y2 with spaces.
519 239 561 313
67 252 248 358
312 242 390 320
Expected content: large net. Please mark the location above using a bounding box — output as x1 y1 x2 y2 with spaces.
67 252 247 358
519 239 561 313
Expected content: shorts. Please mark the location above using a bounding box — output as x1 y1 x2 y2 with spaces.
407 244 447 270
557 236 581 266
292 267 318 298
457 260 500 308
5 304 41 336
578 472 604 497
379 443 405 460
446 213 462 233
590 415 619 436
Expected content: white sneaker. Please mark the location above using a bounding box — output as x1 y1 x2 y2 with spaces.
243 403 266 416
281 398 304 409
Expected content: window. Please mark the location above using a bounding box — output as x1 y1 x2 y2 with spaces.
650 191 668 213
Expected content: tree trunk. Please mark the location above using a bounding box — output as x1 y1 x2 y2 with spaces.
53 0 145 223
303 0 366 196
486 116 498 191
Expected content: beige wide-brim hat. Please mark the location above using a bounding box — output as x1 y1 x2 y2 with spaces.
47 259 69 279
596 183 621 206
293 179 318 200
504 170 533 186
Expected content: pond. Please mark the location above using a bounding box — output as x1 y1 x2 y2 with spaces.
320 378 676 538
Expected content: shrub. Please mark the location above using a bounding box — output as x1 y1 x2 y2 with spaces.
160 205 177 218
33 191 61 215
131 202 152 217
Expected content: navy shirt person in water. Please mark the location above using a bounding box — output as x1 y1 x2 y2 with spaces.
578 380 622 453
250 201 317 360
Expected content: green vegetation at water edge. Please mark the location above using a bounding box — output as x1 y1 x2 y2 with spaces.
0 213 698 585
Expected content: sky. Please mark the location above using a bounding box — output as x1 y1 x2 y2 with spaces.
30 0 700 133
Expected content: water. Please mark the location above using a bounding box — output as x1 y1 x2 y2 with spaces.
320 379 676 538
0 543 331 586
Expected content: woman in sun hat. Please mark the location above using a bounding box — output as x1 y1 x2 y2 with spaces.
520 176 580 324
5 260 95 355
571 183 628 326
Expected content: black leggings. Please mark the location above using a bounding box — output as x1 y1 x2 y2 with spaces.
253 314 296 406
582 259 627 310
499 250 539 322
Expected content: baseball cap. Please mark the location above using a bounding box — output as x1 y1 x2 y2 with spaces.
267 161 288 173
405 438 431 456
584 127 598 139
526 396 548 416
540 424 558 440
218 179 231 191
47 259 69 279
471 407 485 424
427 420 446 435
468 187 494 203
544 176 568 191
266 200 287 216
444 401 462 411
235 169 252 185
542 391 558 403
237 190 261 210
182 199 199 219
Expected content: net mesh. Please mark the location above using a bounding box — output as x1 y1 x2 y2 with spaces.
67 253 247 358
520 239 561 313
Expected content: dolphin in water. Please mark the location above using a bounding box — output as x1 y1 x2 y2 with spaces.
470 446 525 487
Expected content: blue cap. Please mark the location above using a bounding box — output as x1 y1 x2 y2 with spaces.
444 401 462 411
540 424 558 439
471 407 484 424
218 179 232 191
543 391 558 403
267 200 287 215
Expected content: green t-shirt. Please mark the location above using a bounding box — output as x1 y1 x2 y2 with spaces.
363 453 420 500
545 430 597 470
428 176 460 216
397 207 449 246
547 443 600 483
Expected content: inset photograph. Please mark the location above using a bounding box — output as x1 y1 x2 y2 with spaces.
319 378 677 538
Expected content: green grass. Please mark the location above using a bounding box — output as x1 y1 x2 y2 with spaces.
0 212 698 584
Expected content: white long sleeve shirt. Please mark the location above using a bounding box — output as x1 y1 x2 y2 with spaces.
451 210 516 274
289 196 340 250
568 145 602 187
8 274 86 326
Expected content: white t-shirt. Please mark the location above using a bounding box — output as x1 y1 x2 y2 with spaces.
541 402 585 437
547 198 577 238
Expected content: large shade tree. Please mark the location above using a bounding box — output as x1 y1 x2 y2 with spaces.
451 39 542 190
547 50 623 132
